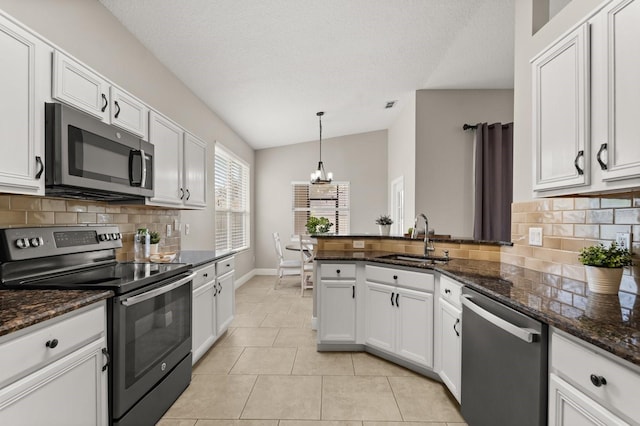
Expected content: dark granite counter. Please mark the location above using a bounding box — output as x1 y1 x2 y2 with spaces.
0 289 113 337
175 250 233 268
313 234 513 246
316 250 640 367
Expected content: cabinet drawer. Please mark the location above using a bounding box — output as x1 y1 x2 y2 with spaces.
320 263 356 279
216 256 234 276
0 303 105 388
439 275 463 307
192 262 216 290
365 265 434 292
552 331 640 421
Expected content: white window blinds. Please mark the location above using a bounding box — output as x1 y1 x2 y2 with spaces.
215 145 250 251
292 182 350 235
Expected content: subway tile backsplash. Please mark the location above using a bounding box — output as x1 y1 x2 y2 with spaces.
0 194 181 261
504 191 640 281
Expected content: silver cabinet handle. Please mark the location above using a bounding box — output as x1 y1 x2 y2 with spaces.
461 294 539 343
122 272 195 306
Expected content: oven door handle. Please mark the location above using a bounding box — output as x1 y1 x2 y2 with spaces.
121 271 196 307
461 294 539 343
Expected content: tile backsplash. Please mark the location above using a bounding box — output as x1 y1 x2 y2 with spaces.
502 191 640 282
0 194 181 261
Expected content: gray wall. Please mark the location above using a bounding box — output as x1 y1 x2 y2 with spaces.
0 0 256 278
255 130 387 269
513 0 604 202
415 89 514 238
387 93 416 235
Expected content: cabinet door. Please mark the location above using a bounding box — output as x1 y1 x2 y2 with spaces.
438 299 461 402
548 374 627 426
0 338 108 425
395 287 434 368
192 280 216 365
364 281 394 351
597 0 640 181
109 86 148 140
183 132 207 208
319 280 356 342
532 23 590 191
0 17 49 195
215 272 235 336
52 51 109 121
149 111 183 205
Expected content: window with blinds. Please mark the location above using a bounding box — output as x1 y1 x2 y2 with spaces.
292 182 350 235
215 145 250 252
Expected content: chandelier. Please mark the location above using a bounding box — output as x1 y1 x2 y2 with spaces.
310 111 333 184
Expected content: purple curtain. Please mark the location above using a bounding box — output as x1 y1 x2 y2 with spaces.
473 122 513 241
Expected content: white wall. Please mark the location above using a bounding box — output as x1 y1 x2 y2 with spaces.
0 0 256 277
387 93 416 235
415 89 514 238
513 0 605 202
255 130 387 269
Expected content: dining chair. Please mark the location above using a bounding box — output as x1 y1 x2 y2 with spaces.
299 235 315 296
272 232 302 288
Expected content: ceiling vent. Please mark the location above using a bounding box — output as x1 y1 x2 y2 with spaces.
385 101 396 109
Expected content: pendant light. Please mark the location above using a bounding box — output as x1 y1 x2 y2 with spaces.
310 111 333 184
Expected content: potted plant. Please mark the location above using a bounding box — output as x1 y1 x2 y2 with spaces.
375 214 393 236
149 231 161 255
305 216 333 234
578 242 632 294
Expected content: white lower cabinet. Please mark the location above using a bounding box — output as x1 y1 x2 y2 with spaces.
191 256 235 365
364 265 434 368
318 263 357 343
549 374 627 426
549 329 640 425
0 302 108 425
436 275 463 402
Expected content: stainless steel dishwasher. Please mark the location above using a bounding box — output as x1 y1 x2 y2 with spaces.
460 287 548 426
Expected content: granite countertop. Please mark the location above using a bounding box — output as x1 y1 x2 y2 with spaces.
0 289 113 337
313 234 513 246
175 250 234 268
316 250 640 367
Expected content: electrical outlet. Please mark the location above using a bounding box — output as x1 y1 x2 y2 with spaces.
529 227 543 246
166 224 172 237
616 232 631 251
353 240 365 249
185 224 190 235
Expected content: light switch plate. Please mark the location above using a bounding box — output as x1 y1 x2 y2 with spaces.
353 240 365 249
166 224 172 237
529 227 543 246
616 232 631 251
185 224 190 235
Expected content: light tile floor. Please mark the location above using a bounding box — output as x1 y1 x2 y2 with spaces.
158 275 467 426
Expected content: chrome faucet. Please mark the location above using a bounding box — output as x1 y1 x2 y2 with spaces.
412 213 435 257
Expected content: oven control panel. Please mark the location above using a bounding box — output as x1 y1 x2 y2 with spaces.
0 226 123 261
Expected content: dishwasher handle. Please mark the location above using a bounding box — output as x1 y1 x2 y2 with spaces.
461 294 540 343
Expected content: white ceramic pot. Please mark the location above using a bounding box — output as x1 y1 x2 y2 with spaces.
378 224 391 236
584 265 623 294
149 243 159 255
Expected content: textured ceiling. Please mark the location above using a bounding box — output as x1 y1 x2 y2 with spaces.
98 0 514 149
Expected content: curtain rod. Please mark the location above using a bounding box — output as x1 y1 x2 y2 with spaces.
463 123 511 131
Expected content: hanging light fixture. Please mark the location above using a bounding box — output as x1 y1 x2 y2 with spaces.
310 111 333 184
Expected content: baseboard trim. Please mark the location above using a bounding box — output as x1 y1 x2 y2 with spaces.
235 269 257 289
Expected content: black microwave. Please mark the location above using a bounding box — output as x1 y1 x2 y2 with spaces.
45 102 154 201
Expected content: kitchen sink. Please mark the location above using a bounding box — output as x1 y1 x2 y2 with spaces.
376 253 449 264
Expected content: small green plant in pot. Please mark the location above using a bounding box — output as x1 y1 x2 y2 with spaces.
579 242 632 294
375 214 393 236
305 216 333 235
149 231 161 254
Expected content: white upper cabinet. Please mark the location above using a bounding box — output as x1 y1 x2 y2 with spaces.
183 132 207 208
148 111 208 209
149 111 183 206
593 0 640 182
52 51 148 139
0 14 51 196
532 22 590 192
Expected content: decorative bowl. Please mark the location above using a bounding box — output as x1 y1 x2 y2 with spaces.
149 252 177 263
